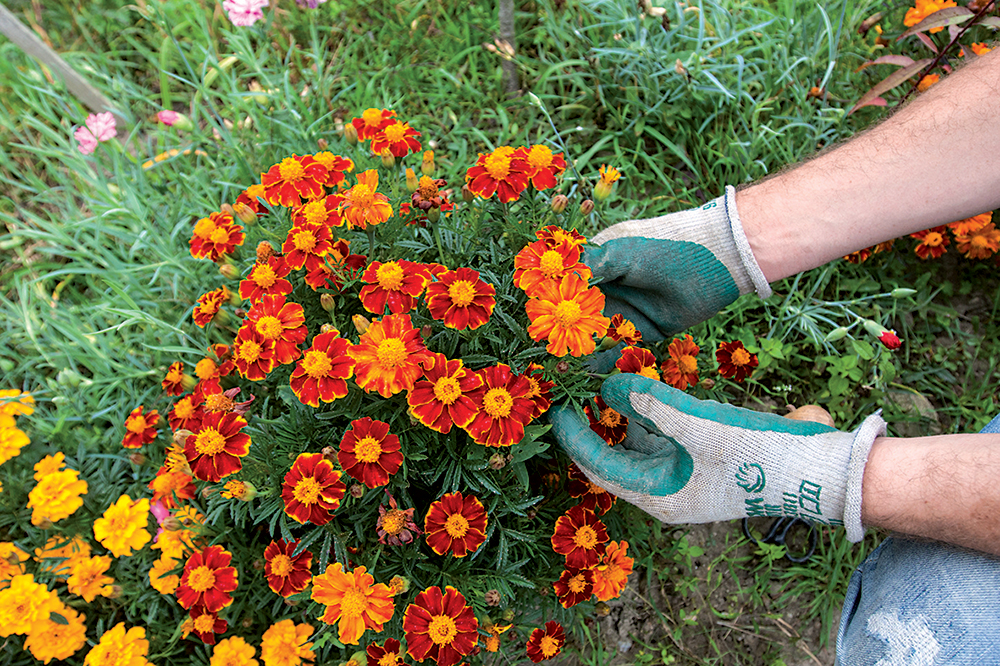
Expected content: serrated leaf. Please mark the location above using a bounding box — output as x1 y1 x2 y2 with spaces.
849 58 934 115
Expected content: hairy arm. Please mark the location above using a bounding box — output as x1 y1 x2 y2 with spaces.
862 433 1000 556
737 49 1000 282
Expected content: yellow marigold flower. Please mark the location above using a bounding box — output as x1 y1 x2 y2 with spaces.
67 555 115 602
260 618 316 666
904 0 957 33
0 415 30 466
83 622 152 666
33 451 66 479
28 468 88 525
594 164 620 201
151 506 204 559
149 555 180 595
0 542 28 589
34 535 91 579
93 495 151 558
211 636 260 666
24 604 88 664
0 574 62 637
0 389 34 417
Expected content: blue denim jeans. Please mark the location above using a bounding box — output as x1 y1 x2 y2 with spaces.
835 413 1000 664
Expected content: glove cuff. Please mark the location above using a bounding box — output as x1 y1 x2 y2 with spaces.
724 185 772 300
844 411 888 542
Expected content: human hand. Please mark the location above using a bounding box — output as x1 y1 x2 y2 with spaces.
583 186 771 341
550 374 885 541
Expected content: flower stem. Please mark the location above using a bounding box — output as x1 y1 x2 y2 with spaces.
367 227 376 260
432 222 447 266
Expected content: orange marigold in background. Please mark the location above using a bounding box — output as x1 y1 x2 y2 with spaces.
407 354 482 434
551 504 609 569
352 108 397 141
567 463 616 515
338 417 403 489
606 314 642 346
526 273 610 357
184 411 252 482
916 73 940 92
67 555 114 602
290 330 355 407
371 121 422 157
465 146 530 203
592 540 634 601
519 144 567 191
190 211 245 261
904 0 956 33
910 226 949 259
662 334 700 390
463 364 535 447
584 396 628 446
0 389 34 417
340 170 393 230
260 619 315 666
261 155 328 207
82 623 152 666
526 621 566 663
149 555 180 594
23 603 87 664
615 346 660 380
28 465 88 525
359 260 429 315
211 636 260 666
282 452 346 525
264 539 313 598
193 286 230 328
948 212 990 236
0 542 28 589
717 340 758 382
403 585 479 666
424 491 488 557
311 562 394 644
0 415 29 466
92 494 150 557
349 313 432 398
954 221 1000 259
122 405 159 448
513 238 592 297
425 267 496 330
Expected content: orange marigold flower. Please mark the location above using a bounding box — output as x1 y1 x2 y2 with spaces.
83 623 154 665
0 389 34 418
584 396 628 446
607 313 642 346
261 619 315 666
348 313 432 398
190 211 245 261
360 260 429 315
662 334 700 390
377 492 422 546
536 224 586 248
148 463 196 509
407 353 482 434
567 462 616 515
311 562 395 645
67 554 114 602
948 212 990 236
122 405 159 449
338 417 403 489
282 452 346 525
34 535 90 579
551 504 609 569
176 545 238 613
594 164 621 200
352 108 397 141
519 144 567 191
149 555 180 595
403 585 479 666
615 346 660 380
513 238 593 298
592 540 634 602
904 0 956 33
246 293 308 366
367 638 403 666
0 543 28 590
962 42 993 56
193 286 230 328
189 605 229 645
525 273 610 358
910 226 949 259
261 154 328 207
184 410 252 482
162 362 190 396
463 364 535 447
424 491 488 557
716 340 758 382
340 170 393 230
290 331 355 407
264 539 313 598
521 362 554 419
293 193 345 228
425 267 496 330
465 146 530 203
917 73 940 92
283 221 334 272
93 495 151 558
371 121 422 157
552 567 593 608
843 247 873 264
526 621 566 663
232 328 276 381
954 221 1000 259
239 255 294 304
310 151 355 188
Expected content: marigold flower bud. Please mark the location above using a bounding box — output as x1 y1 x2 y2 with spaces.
389 576 410 595
380 148 395 168
550 194 569 213
320 294 335 312
421 150 435 176
256 241 275 263
129 452 146 466
699 377 716 390
252 559 264 570
345 651 367 666
344 123 359 144
317 138 329 150
173 429 193 446
485 589 502 606
36 518 53 530
502 608 516 621
219 262 240 280
349 484 364 499
426 207 441 223
107 585 124 599
420 324 433 338
824 326 849 342
891 288 917 299
462 184 474 202
594 180 614 201
595 601 611 617
352 314 371 335
579 199 595 215
406 168 419 192
488 453 507 470
321 446 336 461
241 617 254 629
284 598 299 606
181 374 198 392
161 516 182 531
526 508 537 520
202 486 217 499
862 319 888 338
220 203 236 217
555 360 570 374
320 323 339 335
233 202 257 225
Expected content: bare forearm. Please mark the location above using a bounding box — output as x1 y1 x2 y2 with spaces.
737 50 1000 282
861 433 1000 556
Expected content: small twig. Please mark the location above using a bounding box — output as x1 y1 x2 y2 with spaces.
798 641 824 666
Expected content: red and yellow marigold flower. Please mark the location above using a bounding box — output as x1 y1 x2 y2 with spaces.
377 493 422 546
283 221 334 271
338 417 403 489
148 463 196 509
716 340 758 382
293 193 345 228
371 121 422 157
122 405 159 449
310 151 354 187
193 286 230 328
261 619 315 666
954 221 1000 259
462 364 535 447
567 463 616 515
261 155 328 207
519 144 567 191
536 225 586 248
162 362 191 396
910 226 949 259
264 539 313 598
552 567 593 608
240 255 293 304
282 452 346 525
349 313 432 398
465 146 530 202
607 313 642 346
184 411 252 482
232 328 276 381
525 273 610 358
176 545 238 613
360 260 429 315
424 491 488 557
190 605 229 645
904 0 957 33
514 239 593 298
290 331 355 407
425 267 496 330
236 183 268 217
246 294 308 366
403 585 479 666
948 212 991 236
551 504 609 569
662 334 700 390
311 562 395 645
93 495 151 557
407 354 482 434
352 108 397 141
615 346 660 380
367 638 403 666
190 211 245 261
584 396 628 446
526 621 566 663
592 540 634 601
521 363 554 418
340 170 393 230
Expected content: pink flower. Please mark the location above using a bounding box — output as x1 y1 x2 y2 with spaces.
74 112 116 155
223 0 269 26
157 110 180 125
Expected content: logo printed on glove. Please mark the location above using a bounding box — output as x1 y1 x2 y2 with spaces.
735 462 765 493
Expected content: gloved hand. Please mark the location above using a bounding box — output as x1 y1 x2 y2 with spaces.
584 186 772 341
550 374 886 542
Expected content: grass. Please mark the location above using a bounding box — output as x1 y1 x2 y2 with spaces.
1 0 998 664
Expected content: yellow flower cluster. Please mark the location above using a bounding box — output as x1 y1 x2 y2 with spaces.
0 573 87 663
0 389 33 468
27 452 88 526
